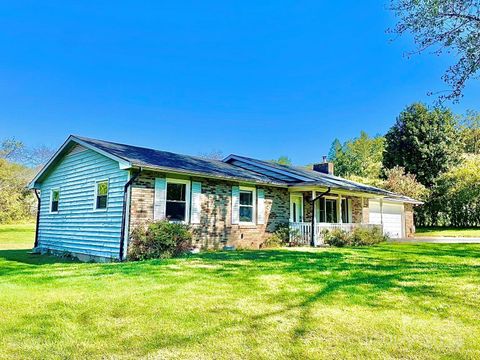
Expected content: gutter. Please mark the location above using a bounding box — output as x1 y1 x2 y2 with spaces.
119 168 142 261
33 189 41 249
310 187 331 247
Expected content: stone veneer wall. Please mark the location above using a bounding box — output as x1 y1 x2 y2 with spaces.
128 171 290 249
404 203 415 238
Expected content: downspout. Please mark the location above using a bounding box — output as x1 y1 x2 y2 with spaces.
310 187 331 247
119 168 142 261
33 189 41 249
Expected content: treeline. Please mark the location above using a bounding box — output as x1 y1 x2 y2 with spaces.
329 103 480 227
0 139 53 223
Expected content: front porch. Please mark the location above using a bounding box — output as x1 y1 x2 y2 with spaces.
289 222 383 246
288 189 386 245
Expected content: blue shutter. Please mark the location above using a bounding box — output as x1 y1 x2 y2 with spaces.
231 186 240 225
154 178 166 220
191 181 202 224
257 189 265 224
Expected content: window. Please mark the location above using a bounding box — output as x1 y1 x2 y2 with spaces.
239 188 255 223
326 199 337 223
318 198 337 223
95 180 109 210
50 189 59 213
166 179 190 222
341 198 350 223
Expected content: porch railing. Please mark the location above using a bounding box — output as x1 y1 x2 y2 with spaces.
289 222 383 246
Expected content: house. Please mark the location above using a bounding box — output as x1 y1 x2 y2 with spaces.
29 135 421 261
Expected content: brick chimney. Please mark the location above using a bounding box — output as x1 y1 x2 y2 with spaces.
313 156 334 175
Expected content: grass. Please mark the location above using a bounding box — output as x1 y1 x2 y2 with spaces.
416 226 480 238
1 224 480 359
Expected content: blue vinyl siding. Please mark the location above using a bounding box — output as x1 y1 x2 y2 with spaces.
37 147 128 259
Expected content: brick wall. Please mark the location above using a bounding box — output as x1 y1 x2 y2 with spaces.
404 203 415 238
128 172 289 249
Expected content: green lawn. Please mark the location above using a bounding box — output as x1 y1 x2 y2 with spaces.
1 224 480 359
416 226 480 238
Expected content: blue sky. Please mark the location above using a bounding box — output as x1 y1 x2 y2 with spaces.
1 1 479 165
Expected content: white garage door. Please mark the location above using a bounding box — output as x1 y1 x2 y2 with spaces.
369 200 404 238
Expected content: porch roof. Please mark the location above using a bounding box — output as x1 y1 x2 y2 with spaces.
289 180 422 204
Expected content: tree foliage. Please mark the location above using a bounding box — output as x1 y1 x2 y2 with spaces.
430 155 480 226
0 138 53 223
390 0 480 102
383 103 458 187
269 156 292 166
327 131 385 179
457 110 480 154
383 166 429 201
0 158 35 223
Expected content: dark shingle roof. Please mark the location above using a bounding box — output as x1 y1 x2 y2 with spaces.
68 136 420 203
75 136 285 185
225 154 422 204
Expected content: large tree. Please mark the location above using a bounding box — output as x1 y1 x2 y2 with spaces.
328 131 385 179
458 110 480 154
390 0 480 101
383 103 458 187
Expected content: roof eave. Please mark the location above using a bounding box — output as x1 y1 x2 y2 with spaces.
130 163 288 187
28 135 132 189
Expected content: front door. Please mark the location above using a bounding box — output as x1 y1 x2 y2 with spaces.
290 195 303 222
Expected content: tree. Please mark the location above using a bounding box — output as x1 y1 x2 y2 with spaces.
269 156 292 166
0 158 35 223
327 131 385 179
434 154 480 226
389 0 480 102
458 110 480 154
383 166 429 201
0 138 24 160
383 103 458 187
0 138 53 223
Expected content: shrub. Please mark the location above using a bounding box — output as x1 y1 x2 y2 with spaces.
323 226 387 247
323 228 351 247
350 226 387 246
128 220 192 261
263 223 301 248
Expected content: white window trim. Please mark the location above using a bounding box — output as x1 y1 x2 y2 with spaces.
239 186 256 225
93 179 109 212
49 188 60 214
165 178 191 224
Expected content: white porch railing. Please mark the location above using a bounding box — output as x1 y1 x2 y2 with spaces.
289 222 383 246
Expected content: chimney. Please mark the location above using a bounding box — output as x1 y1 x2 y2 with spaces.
313 155 334 175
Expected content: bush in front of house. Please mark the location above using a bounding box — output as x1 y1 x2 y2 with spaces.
350 226 387 246
263 223 302 248
323 226 387 247
322 228 351 247
128 220 192 261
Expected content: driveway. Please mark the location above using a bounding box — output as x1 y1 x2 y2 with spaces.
391 237 480 244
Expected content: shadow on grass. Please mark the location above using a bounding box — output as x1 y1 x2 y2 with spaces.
2 244 480 358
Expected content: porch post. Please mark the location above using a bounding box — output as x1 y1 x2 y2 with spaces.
338 194 342 224
311 191 316 246
380 198 384 226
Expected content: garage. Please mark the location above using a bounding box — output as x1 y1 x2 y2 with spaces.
369 200 405 238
